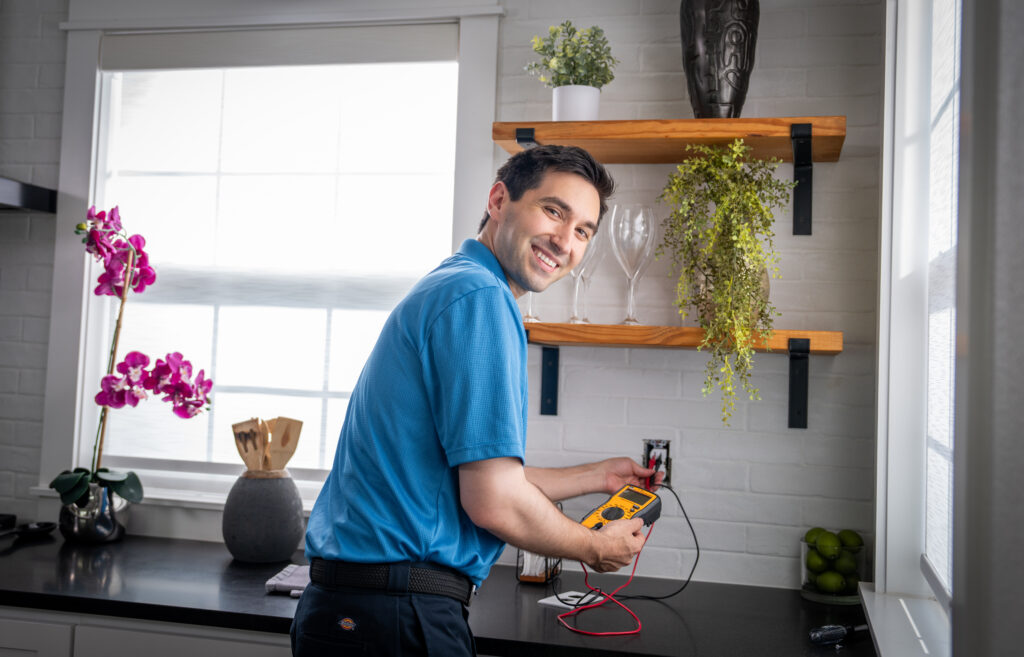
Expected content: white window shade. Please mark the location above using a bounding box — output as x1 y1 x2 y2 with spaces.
99 23 459 70
88 24 459 488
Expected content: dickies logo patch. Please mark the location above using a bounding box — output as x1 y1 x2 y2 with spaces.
338 617 357 631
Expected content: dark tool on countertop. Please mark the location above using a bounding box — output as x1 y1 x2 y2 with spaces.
809 623 868 646
581 484 661 530
0 521 57 540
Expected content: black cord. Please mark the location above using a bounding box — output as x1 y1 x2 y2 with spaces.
550 573 605 607
545 483 699 605
617 483 700 600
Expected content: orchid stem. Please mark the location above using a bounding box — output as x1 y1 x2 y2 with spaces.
92 248 135 473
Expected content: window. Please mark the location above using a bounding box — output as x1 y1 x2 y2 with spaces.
877 0 961 611
923 0 961 601
83 25 458 488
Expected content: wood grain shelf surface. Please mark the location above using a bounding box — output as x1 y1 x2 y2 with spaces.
524 323 844 355
493 116 846 164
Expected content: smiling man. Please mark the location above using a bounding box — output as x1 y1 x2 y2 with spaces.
292 146 660 657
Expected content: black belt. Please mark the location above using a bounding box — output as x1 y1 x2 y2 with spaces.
309 558 476 606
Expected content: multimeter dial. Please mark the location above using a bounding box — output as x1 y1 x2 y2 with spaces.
601 506 625 520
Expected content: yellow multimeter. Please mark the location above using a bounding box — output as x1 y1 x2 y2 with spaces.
581 485 661 530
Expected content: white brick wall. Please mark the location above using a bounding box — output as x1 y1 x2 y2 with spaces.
0 0 883 589
0 0 67 524
501 0 883 588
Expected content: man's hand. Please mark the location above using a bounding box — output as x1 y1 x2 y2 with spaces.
587 517 647 572
599 457 664 494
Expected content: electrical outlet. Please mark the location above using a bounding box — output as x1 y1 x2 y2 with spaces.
641 439 671 487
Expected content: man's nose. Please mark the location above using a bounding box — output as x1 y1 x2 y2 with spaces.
550 223 574 255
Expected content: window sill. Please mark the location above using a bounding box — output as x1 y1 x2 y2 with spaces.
31 483 315 515
859 583 950 657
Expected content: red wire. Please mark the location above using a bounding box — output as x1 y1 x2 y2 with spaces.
557 522 656 636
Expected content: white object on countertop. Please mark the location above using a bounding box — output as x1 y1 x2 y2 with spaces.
265 563 309 597
538 591 605 610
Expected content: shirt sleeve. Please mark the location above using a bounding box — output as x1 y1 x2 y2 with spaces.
420 285 527 467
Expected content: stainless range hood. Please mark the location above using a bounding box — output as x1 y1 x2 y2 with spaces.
0 176 57 213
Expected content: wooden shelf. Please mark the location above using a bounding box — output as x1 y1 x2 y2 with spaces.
524 323 843 355
493 116 846 164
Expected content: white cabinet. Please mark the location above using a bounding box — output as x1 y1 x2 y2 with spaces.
0 617 73 657
74 625 290 657
0 609 289 657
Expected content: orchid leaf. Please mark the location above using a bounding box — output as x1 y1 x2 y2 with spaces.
108 471 143 503
96 468 128 483
49 471 91 505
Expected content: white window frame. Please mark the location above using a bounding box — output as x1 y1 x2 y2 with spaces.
39 0 501 512
876 0 959 607
868 0 959 654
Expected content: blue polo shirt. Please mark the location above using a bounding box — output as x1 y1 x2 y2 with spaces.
305 239 528 585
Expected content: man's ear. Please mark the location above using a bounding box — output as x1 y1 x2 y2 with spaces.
486 181 509 224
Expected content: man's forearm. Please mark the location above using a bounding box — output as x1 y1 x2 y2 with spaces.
463 459 600 561
524 462 604 501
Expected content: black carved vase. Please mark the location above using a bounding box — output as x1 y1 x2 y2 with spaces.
680 0 760 118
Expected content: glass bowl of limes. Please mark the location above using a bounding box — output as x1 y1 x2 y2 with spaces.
800 527 868 604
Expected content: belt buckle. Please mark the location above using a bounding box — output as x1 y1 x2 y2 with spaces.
466 584 477 607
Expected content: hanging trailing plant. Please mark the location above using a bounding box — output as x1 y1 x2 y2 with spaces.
658 139 794 424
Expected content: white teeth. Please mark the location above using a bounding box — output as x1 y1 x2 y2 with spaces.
535 249 557 268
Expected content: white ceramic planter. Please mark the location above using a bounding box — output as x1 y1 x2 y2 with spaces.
552 85 600 121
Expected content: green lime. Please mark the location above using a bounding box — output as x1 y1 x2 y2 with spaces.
843 572 861 595
838 529 864 548
835 550 858 575
815 531 842 559
804 527 826 544
816 570 846 594
805 548 828 574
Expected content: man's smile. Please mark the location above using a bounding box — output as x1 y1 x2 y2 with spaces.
532 245 560 273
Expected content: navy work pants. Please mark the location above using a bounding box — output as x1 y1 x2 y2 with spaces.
290 581 476 656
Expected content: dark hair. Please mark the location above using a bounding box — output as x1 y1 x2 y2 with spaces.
478 145 615 231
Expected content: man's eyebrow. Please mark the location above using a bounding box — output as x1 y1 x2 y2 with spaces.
537 195 571 212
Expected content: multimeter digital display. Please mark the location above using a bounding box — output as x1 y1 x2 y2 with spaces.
581 484 661 530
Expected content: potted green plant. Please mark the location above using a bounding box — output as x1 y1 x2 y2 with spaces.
525 20 618 121
49 205 213 542
658 139 794 424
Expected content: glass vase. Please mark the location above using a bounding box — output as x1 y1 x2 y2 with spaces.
58 483 128 544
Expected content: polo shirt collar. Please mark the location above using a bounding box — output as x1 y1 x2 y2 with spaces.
458 239 510 289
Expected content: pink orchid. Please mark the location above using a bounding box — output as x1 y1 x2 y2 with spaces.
100 351 211 418
93 236 157 298
82 204 212 480
116 351 150 383
144 352 190 394
85 227 118 263
95 373 146 408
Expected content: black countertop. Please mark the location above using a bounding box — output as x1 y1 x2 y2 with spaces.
0 534 875 656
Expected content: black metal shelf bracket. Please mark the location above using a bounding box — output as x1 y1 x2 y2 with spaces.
516 127 538 149
791 123 813 235
788 338 810 428
531 338 814 428
540 346 559 415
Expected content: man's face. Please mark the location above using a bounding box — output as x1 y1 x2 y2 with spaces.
485 171 601 298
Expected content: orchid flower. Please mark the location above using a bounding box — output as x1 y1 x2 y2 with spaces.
54 206 213 508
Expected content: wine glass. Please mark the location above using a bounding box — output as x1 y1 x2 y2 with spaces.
522 292 540 323
568 227 607 323
608 204 657 325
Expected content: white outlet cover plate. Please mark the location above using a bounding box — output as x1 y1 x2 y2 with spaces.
538 591 605 609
